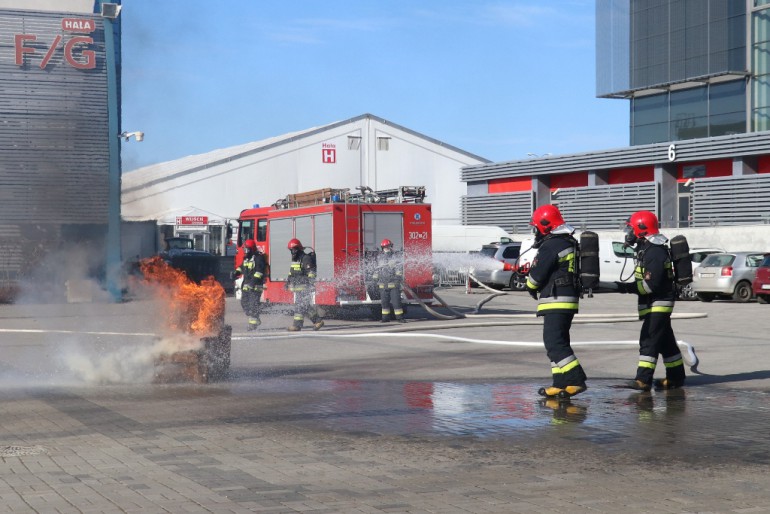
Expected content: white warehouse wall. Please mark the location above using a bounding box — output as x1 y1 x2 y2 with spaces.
122 114 489 224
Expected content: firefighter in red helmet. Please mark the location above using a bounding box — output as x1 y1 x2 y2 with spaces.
286 238 324 332
526 204 587 399
615 210 685 391
232 239 266 331
371 238 405 323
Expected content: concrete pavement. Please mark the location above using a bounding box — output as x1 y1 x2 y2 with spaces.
0 288 768 512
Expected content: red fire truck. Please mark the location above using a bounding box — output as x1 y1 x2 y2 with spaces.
235 186 434 314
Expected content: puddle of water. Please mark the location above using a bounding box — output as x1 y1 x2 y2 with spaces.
226 377 770 463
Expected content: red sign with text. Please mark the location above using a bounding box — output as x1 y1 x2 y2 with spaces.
177 216 209 225
322 143 336 164
14 18 97 70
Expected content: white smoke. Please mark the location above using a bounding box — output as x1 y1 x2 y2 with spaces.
62 335 202 384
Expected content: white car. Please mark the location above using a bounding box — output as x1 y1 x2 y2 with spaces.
677 248 724 300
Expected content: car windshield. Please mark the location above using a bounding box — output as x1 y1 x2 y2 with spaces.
701 254 735 267
611 242 634 258
479 247 497 258
692 251 718 263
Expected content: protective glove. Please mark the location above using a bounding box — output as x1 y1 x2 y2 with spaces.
229 270 238 280
615 281 635 294
528 288 539 300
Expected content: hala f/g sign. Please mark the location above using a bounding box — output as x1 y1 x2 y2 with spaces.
14 17 98 70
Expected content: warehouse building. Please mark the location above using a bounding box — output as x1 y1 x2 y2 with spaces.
0 0 123 300
122 113 489 255
462 0 770 241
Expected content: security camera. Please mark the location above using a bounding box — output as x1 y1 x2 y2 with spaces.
120 131 145 142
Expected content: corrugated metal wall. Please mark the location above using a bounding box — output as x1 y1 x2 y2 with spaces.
693 175 770 226
0 10 108 223
462 184 657 233
0 9 109 287
550 184 657 230
461 192 531 233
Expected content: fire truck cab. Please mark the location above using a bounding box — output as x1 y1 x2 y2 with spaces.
235 186 434 313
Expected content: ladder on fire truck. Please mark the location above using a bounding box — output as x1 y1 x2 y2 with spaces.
343 186 426 264
347 186 426 204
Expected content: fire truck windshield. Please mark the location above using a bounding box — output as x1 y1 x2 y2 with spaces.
238 220 253 246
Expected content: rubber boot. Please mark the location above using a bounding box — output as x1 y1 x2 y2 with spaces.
627 379 652 392
287 324 301 332
558 384 587 399
654 378 684 390
395 317 406 323
538 386 564 398
313 320 324 331
247 318 260 332
381 318 390 323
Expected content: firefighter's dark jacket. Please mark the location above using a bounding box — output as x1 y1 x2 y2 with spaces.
236 253 267 292
371 251 403 287
625 236 676 317
288 251 317 292
526 228 579 316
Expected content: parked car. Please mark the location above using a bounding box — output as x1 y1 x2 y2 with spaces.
677 248 724 300
752 254 770 304
692 251 765 302
468 241 524 290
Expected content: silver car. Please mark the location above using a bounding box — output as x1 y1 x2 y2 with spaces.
469 242 524 290
692 251 765 302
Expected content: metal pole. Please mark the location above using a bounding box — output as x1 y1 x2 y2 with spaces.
102 5 122 301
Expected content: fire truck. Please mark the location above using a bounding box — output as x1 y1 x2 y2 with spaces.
235 186 434 314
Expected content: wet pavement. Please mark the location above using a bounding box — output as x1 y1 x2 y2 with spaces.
0 289 770 512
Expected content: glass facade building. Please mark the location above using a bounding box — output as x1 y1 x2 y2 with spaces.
596 0 759 145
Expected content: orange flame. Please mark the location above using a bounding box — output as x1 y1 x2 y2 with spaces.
138 256 225 336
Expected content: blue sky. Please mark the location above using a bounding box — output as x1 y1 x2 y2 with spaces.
120 1 629 172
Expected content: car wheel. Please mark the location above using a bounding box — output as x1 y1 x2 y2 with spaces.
678 283 696 300
696 293 715 302
758 294 769 304
509 273 527 291
732 281 753 303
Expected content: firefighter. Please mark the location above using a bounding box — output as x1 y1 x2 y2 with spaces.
615 210 686 391
232 239 266 331
372 238 405 323
286 238 324 332
526 204 587 399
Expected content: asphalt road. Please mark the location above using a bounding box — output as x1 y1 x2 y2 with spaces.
0 287 768 513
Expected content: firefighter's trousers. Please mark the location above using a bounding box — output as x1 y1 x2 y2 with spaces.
292 289 321 328
241 288 262 328
542 312 587 388
378 282 403 320
636 312 686 385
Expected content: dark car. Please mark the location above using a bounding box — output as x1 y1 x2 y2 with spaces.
752 254 770 304
160 237 218 284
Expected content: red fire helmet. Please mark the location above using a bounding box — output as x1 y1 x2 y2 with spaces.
530 204 565 235
627 210 659 238
380 238 393 249
244 239 257 251
287 238 303 250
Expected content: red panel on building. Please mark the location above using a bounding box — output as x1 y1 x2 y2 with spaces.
550 172 588 191
488 176 531 194
757 155 770 174
608 166 654 184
